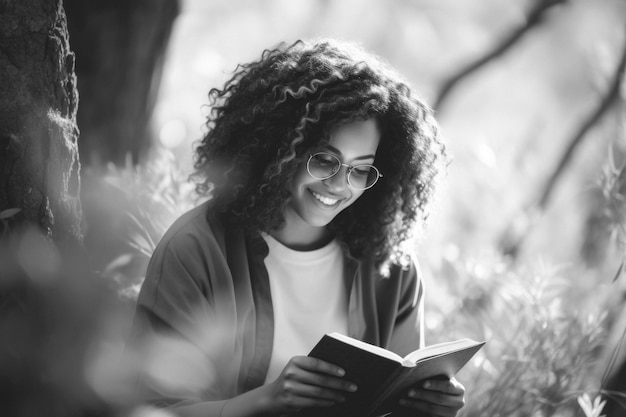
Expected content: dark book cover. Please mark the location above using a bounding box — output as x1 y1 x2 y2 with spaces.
298 333 485 417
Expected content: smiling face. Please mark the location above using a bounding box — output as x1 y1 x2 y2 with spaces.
274 118 381 249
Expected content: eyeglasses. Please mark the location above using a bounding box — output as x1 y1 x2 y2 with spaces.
306 152 382 190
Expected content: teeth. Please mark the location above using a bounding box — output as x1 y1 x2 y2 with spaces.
311 191 338 206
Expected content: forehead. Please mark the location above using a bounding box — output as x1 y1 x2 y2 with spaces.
325 119 380 158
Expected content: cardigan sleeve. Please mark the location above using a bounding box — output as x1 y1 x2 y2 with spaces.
128 211 243 409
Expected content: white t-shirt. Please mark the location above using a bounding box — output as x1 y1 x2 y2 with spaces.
262 234 349 384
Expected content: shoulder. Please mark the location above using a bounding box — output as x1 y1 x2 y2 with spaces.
137 202 242 305
153 201 227 260
160 201 216 244
143 202 234 287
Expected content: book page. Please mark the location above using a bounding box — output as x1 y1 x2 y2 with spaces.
403 339 482 364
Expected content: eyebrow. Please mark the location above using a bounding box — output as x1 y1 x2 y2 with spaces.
325 145 376 162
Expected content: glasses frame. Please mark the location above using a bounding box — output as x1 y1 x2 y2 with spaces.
306 152 383 190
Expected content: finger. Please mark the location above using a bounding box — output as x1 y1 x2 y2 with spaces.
421 377 465 395
291 356 346 377
287 356 358 392
288 369 358 393
281 378 348 404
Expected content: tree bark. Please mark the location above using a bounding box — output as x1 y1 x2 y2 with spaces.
0 0 82 244
64 0 180 166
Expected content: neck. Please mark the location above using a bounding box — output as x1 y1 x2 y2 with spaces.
270 209 333 251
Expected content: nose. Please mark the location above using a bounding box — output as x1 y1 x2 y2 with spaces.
323 165 349 192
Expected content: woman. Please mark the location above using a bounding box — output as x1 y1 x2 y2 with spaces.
131 39 465 417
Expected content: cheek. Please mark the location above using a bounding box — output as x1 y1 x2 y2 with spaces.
288 167 318 204
290 168 312 193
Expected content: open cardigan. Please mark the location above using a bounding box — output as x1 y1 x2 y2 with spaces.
131 201 425 407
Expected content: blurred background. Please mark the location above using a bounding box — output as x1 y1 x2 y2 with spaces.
2 0 626 416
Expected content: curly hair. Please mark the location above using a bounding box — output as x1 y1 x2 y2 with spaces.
192 38 447 273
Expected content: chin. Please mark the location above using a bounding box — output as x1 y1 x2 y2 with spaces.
302 212 335 228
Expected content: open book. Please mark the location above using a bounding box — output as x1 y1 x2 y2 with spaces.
298 332 485 417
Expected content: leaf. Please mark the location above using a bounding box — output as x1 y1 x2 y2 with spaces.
129 233 155 257
103 253 134 275
578 393 593 417
126 213 156 248
0 208 21 219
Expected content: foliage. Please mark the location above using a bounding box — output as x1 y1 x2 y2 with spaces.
425 250 613 417
578 393 607 417
414 133 626 416
82 148 200 300
597 144 626 282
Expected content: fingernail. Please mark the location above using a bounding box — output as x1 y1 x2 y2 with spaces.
336 368 345 376
349 384 358 392
423 381 431 389
399 399 409 406
408 389 417 398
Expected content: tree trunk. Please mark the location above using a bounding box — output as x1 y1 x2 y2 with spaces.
0 0 82 244
64 0 180 166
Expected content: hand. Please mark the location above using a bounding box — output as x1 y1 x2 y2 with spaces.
260 356 358 415
397 377 465 417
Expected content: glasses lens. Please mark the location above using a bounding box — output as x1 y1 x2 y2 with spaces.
348 165 379 189
308 153 340 179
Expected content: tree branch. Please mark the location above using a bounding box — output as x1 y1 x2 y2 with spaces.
433 0 568 112
538 34 626 210
500 30 626 258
